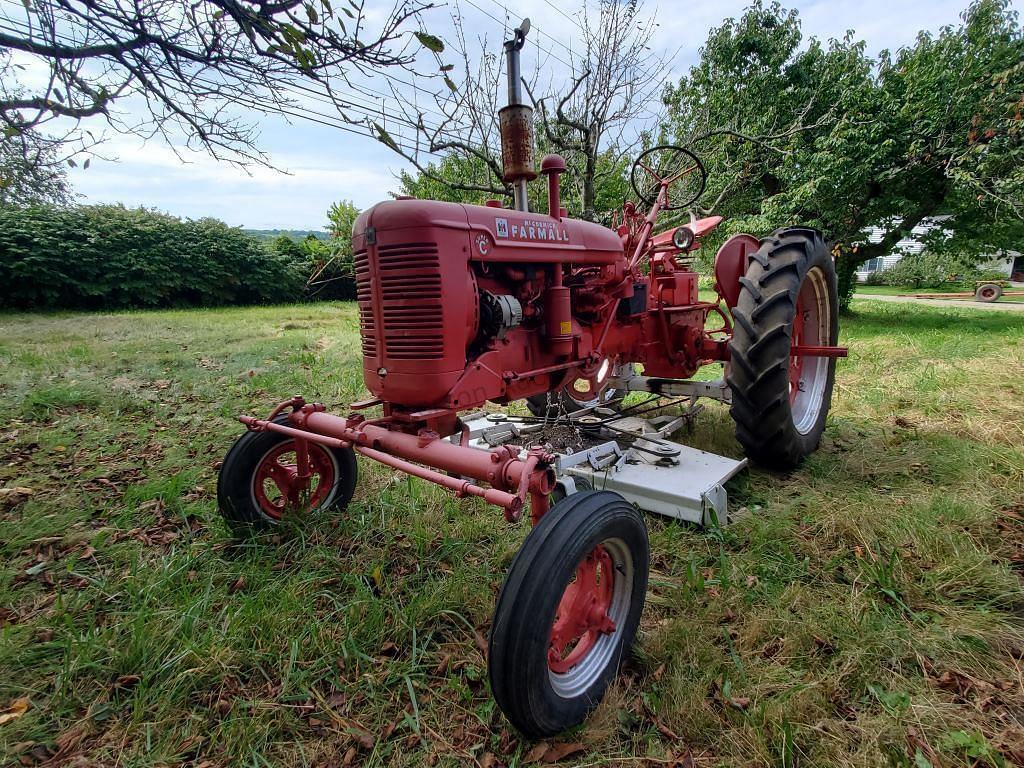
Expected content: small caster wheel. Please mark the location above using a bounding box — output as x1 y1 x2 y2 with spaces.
216 416 357 535
488 491 649 737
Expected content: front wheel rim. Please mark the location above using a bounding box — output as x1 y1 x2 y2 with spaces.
251 441 339 519
790 266 832 435
548 537 634 698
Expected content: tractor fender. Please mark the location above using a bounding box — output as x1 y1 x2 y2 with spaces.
714 233 761 309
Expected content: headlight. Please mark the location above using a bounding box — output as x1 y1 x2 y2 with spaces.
672 226 694 251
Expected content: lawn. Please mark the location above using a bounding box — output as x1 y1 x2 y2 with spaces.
1 300 1022 767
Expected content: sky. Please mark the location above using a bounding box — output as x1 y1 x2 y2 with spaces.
40 0 1022 230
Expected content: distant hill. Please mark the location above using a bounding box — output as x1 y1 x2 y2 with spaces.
245 229 329 242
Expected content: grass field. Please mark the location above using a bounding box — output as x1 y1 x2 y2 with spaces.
1 300 1022 767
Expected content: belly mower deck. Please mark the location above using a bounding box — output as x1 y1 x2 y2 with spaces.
459 402 748 527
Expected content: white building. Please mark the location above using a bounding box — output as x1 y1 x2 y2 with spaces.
855 217 1022 282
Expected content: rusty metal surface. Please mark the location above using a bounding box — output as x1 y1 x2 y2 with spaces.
499 104 537 183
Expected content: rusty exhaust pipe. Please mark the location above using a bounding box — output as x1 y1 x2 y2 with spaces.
500 19 536 212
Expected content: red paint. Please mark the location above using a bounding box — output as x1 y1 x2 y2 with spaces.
548 545 616 673
252 440 336 519
241 160 847 524
790 292 806 404
541 154 567 219
714 234 760 309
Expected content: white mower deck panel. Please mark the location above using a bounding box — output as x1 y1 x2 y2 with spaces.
459 412 748 527
564 442 747 526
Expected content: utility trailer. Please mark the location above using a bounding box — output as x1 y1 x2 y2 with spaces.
900 280 1024 303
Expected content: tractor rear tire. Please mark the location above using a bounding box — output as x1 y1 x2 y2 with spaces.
489 491 649 738
217 416 358 535
727 227 839 471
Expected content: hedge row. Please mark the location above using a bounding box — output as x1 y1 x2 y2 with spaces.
0 205 309 310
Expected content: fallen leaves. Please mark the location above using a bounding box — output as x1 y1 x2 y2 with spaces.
523 741 587 763
112 674 142 692
710 681 752 712
0 696 30 725
114 498 204 547
350 727 375 750
0 486 34 508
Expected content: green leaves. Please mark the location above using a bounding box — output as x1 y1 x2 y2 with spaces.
867 683 911 716
373 122 399 151
664 0 1024 308
0 205 307 310
413 31 444 53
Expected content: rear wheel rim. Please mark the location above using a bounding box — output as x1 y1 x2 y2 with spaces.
251 441 339 519
790 266 831 435
548 537 634 698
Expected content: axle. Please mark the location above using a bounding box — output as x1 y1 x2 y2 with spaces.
240 400 556 523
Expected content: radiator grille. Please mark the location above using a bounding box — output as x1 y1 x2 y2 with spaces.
379 243 443 360
355 242 444 362
354 248 376 358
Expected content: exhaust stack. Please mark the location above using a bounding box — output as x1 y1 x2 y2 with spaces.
500 19 536 212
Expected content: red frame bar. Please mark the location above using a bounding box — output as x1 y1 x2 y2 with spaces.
790 345 848 358
240 404 556 523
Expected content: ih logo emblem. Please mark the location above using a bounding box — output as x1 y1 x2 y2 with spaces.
495 218 509 238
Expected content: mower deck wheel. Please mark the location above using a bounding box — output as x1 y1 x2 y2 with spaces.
488 490 649 737
217 416 357 535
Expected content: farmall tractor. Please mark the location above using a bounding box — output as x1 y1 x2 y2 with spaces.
217 21 846 737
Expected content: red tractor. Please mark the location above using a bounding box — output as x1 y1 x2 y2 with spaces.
217 21 846 737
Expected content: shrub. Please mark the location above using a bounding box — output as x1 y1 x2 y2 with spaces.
265 233 356 301
874 251 1011 290
0 204 307 310
862 269 887 286
876 252 950 289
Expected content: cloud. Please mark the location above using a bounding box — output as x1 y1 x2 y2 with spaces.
69 119 404 229
65 0 1021 228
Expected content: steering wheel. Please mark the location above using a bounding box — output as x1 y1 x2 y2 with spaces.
630 145 707 210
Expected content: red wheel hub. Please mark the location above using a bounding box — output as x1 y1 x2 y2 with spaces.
789 290 808 404
548 545 617 674
252 441 337 519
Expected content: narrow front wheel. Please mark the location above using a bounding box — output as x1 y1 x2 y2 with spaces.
217 416 358 535
488 491 649 737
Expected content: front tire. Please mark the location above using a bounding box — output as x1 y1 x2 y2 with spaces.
217 416 358 535
489 491 649 738
727 227 839 470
